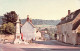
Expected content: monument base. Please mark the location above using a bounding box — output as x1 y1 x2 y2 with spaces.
14 34 22 44
14 39 22 44
14 34 29 44
14 39 29 44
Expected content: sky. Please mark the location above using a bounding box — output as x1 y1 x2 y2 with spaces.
0 0 80 20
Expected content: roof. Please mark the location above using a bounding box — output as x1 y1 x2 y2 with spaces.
72 20 80 30
21 19 35 28
57 9 80 25
28 21 35 28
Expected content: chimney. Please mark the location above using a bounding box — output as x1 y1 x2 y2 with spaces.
68 10 70 15
30 18 32 23
27 15 29 22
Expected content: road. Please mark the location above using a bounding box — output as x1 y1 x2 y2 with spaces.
0 40 80 51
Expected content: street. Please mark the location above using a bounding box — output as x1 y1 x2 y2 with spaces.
0 40 80 51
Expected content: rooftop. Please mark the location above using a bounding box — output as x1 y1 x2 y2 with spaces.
57 9 80 25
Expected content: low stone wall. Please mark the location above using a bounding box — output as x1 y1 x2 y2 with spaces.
0 34 15 43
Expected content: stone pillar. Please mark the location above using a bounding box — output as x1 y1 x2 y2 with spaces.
14 17 21 44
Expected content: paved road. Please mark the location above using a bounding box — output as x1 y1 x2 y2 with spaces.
0 40 80 51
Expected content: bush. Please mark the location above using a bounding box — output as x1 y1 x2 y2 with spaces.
0 24 7 34
0 22 15 34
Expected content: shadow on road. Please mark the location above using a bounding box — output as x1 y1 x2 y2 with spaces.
32 40 79 47
21 48 80 51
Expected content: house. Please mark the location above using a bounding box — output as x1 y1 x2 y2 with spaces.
39 28 51 40
35 31 41 40
21 15 36 42
56 9 80 45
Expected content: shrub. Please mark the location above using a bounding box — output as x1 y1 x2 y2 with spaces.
0 22 15 34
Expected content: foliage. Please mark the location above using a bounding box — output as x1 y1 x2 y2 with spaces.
0 24 7 34
0 11 18 34
0 22 15 34
2 11 18 25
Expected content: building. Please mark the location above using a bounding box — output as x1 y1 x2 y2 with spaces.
56 9 80 45
21 15 36 42
35 31 41 40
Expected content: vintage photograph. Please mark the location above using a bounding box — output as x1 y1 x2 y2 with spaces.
0 0 80 51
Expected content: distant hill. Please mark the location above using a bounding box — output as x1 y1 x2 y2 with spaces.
0 16 3 26
21 19 60 26
0 16 60 26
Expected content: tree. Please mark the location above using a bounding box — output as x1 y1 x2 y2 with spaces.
0 22 15 34
5 22 15 34
0 23 7 34
0 11 18 34
2 11 18 25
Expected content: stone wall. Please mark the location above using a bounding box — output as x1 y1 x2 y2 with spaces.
57 22 77 45
0 34 14 43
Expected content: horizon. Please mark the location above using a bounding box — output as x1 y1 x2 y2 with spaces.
0 0 80 20
20 18 60 20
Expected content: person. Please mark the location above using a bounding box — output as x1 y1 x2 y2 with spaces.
21 33 23 41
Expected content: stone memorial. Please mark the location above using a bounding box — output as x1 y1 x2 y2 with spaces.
14 17 21 44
